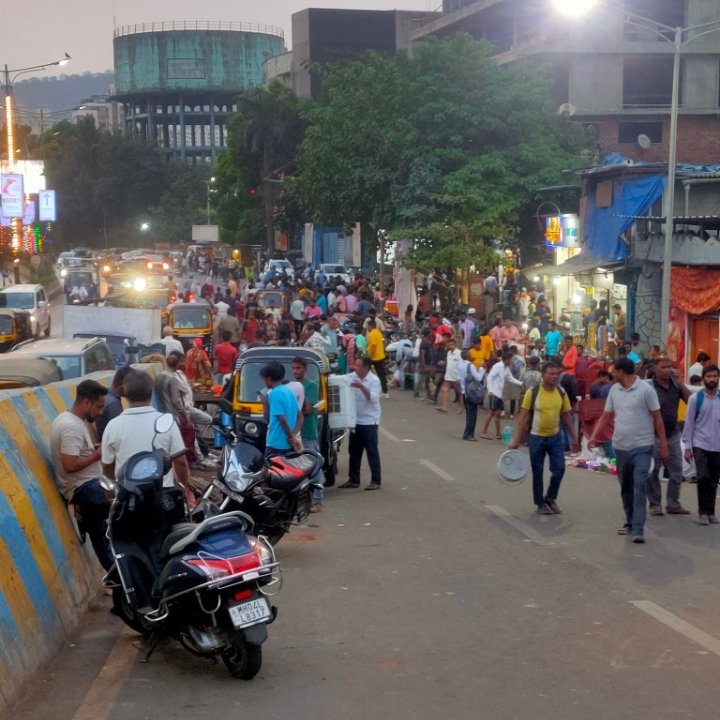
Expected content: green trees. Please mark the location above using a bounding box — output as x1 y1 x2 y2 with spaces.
296 35 587 271
38 117 206 248
215 82 304 251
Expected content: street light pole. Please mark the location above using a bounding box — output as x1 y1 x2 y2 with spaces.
659 27 682 347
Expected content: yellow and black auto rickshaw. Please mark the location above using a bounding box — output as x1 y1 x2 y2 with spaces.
0 308 34 353
227 346 343 485
255 289 291 316
166 302 214 354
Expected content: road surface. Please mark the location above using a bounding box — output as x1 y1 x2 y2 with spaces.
10 391 720 720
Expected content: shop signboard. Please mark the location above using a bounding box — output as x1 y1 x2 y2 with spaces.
545 214 580 248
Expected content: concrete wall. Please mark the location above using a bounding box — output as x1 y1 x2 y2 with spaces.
0 364 161 712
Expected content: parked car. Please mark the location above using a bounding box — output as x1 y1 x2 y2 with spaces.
319 263 352 285
11 337 115 379
0 357 62 389
0 284 51 337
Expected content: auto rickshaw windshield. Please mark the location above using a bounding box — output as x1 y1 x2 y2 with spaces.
172 307 210 329
258 291 285 308
238 361 320 403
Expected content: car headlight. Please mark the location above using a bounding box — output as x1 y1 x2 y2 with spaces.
133 277 147 291
60 268 67 277
103 264 111 273
244 422 259 437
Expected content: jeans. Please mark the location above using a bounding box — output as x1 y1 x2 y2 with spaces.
71 479 113 570
189 406 213 456
615 445 653 537
692 448 720 516
527 432 565 507
648 432 683 509
463 402 479 439
302 438 324 502
348 425 382 485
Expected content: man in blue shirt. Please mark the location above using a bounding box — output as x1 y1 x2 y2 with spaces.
260 362 302 457
545 321 562 358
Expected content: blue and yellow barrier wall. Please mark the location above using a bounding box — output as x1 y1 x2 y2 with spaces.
0 364 161 711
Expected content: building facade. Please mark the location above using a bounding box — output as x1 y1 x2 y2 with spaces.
112 21 287 163
411 0 720 164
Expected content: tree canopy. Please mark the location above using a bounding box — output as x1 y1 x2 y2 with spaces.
296 34 587 270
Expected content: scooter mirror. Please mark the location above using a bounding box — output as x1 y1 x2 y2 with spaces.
154 412 175 434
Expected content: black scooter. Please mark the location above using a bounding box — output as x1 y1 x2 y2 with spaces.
104 414 281 679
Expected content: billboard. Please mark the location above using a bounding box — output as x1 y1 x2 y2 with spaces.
38 190 57 222
1 173 24 217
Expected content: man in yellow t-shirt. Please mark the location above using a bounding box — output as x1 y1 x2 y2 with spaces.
468 331 493 369
509 361 578 515
366 319 388 397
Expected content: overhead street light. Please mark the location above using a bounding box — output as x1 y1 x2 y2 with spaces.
2 54 71 170
552 1 720 347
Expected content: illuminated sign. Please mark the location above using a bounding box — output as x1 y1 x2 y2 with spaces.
38 189 57 222
1 173 24 217
545 214 580 248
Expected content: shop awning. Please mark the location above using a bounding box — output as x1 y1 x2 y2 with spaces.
540 251 623 277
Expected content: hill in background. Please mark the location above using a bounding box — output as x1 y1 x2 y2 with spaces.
13 72 115 113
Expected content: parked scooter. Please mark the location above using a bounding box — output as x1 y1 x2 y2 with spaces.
200 424 324 546
104 414 281 679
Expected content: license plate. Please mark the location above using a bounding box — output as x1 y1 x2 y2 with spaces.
228 597 271 628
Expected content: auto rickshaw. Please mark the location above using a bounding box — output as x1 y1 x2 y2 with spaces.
0 308 33 352
166 302 213 355
255 289 291 316
227 346 343 486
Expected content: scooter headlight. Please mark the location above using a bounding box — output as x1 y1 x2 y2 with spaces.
224 468 253 493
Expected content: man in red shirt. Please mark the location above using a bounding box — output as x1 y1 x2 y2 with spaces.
214 331 239 384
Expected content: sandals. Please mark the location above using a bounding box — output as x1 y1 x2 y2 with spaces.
617 525 631 535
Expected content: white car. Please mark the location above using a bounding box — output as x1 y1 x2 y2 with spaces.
319 263 352 285
0 284 52 337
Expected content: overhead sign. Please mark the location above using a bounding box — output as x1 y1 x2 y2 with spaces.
545 214 580 248
38 189 57 222
1 173 24 217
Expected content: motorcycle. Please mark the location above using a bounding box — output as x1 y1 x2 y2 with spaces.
104 413 281 679
200 424 324 545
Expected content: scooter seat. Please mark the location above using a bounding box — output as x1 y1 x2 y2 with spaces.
160 512 253 559
160 523 196 559
267 452 324 491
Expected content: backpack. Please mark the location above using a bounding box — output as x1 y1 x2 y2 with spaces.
695 390 705 420
527 384 567 431
465 364 486 406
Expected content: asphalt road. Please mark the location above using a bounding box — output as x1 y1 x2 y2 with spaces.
10 391 720 720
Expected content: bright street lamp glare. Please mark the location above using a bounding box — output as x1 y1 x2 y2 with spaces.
551 0 599 17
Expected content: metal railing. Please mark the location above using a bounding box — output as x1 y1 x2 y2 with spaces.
114 20 284 40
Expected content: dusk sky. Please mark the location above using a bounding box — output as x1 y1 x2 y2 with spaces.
1 0 437 79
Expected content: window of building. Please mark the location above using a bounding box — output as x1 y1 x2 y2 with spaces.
618 121 664 144
623 57 675 107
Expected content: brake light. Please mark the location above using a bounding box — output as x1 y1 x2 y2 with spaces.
186 549 262 579
234 589 252 602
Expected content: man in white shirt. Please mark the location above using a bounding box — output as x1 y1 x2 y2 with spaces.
101 370 194 508
339 357 383 491
481 352 523 439
159 325 185 356
290 297 306 338
437 337 464 413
